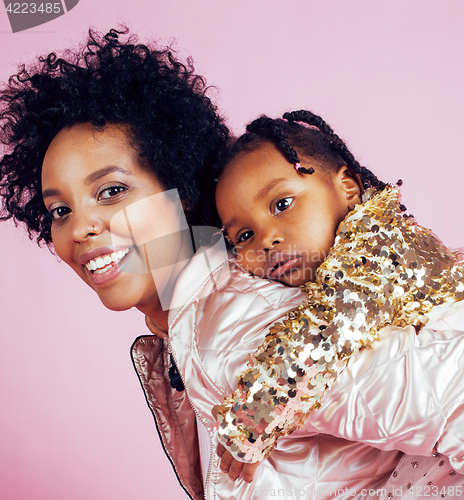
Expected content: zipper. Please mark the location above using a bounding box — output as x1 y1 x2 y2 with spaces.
169 337 215 500
166 258 232 499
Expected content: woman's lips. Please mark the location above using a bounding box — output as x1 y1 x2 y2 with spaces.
85 248 130 271
78 246 131 266
86 259 123 286
82 247 132 286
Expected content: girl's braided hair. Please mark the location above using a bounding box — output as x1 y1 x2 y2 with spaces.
216 110 387 191
0 27 228 246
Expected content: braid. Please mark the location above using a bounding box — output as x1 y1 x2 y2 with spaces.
284 110 387 191
246 116 300 165
283 110 336 135
215 109 387 194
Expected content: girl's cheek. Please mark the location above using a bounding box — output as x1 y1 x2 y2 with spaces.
235 251 244 264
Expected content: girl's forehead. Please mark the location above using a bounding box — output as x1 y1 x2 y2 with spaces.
222 144 290 184
220 143 327 191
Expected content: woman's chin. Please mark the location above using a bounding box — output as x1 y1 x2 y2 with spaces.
94 291 136 312
99 297 135 312
91 274 159 314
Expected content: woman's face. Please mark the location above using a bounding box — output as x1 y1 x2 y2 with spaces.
41 122 190 317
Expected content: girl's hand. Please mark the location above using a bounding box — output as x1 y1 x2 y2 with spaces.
217 443 260 482
145 315 168 340
212 405 260 482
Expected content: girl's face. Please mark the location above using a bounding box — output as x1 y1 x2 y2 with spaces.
41 122 189 317
215 142 361 286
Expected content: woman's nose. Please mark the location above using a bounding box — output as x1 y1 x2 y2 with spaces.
70 212 103 242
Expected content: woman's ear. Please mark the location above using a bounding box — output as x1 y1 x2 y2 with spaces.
337 167 362 210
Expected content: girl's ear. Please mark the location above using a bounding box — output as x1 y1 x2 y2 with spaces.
337 167 362 210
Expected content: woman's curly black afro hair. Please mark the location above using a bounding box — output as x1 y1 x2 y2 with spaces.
0 27 228 246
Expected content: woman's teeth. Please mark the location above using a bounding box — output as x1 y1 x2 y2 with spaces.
85 249 130 273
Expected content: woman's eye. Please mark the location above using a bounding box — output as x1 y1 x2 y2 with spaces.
50 206 71 221
236 230 254 244
98 185 127 200
274 197 293 215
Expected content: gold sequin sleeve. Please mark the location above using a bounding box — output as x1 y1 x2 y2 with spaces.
216 187 464 462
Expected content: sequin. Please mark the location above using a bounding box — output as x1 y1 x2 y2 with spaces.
216 187 464 461
392 471 398 478
439 460 445 466
412 462 419 468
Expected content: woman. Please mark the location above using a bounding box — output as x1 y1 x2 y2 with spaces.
0 27 229 499
1 28 416 500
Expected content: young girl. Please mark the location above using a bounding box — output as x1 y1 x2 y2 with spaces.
214 110 464 492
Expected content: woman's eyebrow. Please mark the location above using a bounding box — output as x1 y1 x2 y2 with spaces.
42 188 60 199
84 166 132 185
43 167 133 199
255 177 288 200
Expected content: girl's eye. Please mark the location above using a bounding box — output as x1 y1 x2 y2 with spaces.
98 185 127 200
236 230 254 244
49 206 71 221
273 197 293 215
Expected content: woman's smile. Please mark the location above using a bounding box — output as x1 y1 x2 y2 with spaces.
80 246 131 272
79 246 132 285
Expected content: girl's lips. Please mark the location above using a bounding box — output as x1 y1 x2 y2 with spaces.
267 254 303 279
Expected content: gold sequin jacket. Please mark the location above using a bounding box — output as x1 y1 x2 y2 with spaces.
216 187 464 465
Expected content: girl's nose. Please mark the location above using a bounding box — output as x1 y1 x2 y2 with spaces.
261 230 283 252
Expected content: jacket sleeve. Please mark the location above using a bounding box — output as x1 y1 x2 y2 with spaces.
303 310 464 472
304 304 464 473
215 283 384 463
215 188 464 464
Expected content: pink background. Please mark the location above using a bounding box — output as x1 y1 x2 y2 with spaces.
1 1 463 499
